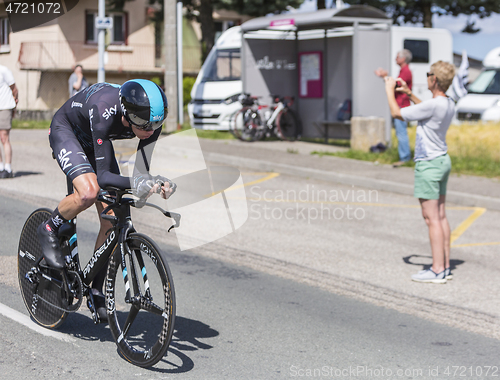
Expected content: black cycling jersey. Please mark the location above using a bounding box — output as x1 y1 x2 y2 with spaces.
49 83 161 189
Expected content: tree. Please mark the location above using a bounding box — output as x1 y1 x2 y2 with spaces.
214 0 305 17
173 0 305 60
343 0 500 32
111 0 305 61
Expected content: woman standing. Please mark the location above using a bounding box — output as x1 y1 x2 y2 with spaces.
384 61 456 284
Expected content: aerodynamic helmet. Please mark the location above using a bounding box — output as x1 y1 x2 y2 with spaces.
119 79 168 131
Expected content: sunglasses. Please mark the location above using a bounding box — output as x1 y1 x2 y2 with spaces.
426 72 435 77
130 119 164 132
127 112 166 132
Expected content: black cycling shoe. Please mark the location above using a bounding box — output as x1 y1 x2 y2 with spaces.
93 294 108 323
37 221 65 270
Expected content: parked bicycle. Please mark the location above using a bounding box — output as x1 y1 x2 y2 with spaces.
18 181 180 368
231 93 301 142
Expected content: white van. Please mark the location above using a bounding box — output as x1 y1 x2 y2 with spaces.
455 47 500 122
188 26 242 130
189 25 452 130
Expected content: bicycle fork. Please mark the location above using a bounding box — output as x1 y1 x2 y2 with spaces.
111 221 161 338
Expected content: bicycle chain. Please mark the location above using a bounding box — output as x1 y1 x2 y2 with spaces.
34 270 84 313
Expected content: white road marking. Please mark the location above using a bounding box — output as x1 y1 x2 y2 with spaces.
0 303 76 343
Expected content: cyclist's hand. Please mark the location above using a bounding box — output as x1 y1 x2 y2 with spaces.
153 175 177 200
133 175 156 199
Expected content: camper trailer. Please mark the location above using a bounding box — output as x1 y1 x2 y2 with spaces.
455 47 500 122
188 12 452 133
188 27 243 130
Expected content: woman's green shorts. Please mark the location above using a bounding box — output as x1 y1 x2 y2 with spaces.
414 153 451 200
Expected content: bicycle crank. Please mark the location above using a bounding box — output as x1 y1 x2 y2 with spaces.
32 270 84 313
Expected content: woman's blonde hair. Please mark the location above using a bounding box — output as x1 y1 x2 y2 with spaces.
431 61 455 92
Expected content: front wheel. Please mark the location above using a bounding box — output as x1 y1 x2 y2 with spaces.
106 233 176 368
276 108 300 141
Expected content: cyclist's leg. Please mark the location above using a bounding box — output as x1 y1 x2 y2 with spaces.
38 125 99 269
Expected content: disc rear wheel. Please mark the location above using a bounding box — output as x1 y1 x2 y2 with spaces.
18 208 68 328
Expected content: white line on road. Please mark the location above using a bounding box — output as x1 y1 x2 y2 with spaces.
0 303 76 343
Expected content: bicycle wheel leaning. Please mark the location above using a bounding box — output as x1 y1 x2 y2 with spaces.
233 107 265 142
276 108 300 141
229 109 243 139
18 208 68 328
106 233 176 367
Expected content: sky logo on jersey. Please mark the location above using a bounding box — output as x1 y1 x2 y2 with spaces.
102 105 117 120
97 139 103 145
71 101 83 108
58 148 72 171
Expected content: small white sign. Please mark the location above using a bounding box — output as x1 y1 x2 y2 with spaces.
95 17 113 29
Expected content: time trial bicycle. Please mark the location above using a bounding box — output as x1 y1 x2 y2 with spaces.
18 182 180 368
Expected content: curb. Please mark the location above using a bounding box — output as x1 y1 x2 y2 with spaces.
204 151 500 211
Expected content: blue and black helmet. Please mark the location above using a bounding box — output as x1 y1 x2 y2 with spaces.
119 79 168 131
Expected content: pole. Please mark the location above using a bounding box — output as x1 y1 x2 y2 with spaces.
176 2 183 125
97 0 105 83
164 0 178 132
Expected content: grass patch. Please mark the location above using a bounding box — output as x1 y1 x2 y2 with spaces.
312 122 500 178
301 137 350 147
12 119 50 129
194 129 235 140
168 123 236 140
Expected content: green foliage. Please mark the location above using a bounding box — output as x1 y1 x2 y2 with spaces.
183 76 196 106
12 119 51 129
312 146 405 166
150 76 162 87
213 0 305 17
344 0 500 31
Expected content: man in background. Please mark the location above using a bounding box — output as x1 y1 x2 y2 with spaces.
68 64 88 97
375 49 413 167
0 64 18 179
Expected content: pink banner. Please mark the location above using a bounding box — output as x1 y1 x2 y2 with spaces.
299 51 323 98
269 19 295 28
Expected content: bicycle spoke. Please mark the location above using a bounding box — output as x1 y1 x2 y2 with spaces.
121 305 140 339
138 296 164 316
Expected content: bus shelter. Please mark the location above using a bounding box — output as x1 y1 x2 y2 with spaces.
240 5 393 141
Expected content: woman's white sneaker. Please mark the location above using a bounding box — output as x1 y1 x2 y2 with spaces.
411 268 447 284
444 267 453 280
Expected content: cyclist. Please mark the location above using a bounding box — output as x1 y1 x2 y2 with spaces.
37 79 176 322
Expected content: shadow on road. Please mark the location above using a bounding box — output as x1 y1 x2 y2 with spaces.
155 316 219 373
58 312 218 373
402 254 465 271
11 171 42 178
